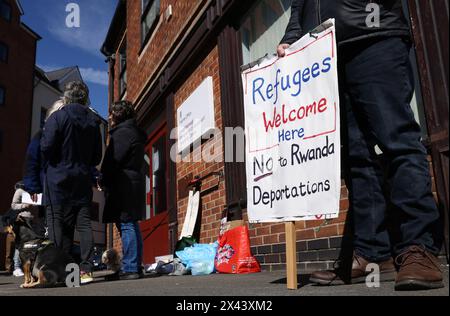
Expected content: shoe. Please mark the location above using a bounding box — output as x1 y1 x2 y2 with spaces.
13 269 24 277
395 246 444 291
80 272 94 285
309 253 397 286
119 272 141 281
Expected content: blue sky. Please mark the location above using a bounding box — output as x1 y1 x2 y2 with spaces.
20 0 118 118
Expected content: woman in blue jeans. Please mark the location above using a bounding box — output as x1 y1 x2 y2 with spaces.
101 101 147 280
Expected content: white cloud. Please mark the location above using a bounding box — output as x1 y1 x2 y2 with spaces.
44 0 115 57
79 67 108 86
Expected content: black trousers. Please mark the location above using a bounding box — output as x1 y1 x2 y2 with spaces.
46 205 93 273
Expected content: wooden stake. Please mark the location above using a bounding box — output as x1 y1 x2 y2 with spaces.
285 221 298 290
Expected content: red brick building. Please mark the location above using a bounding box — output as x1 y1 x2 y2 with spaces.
0 0 40 213
102 0 449 271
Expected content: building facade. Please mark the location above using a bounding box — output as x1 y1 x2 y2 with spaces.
102 0 449 270
0 0 40 214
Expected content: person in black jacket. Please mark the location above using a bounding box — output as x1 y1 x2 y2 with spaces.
101 101 146 281
23 100 65 217
41 81 102 285
278 1 443 291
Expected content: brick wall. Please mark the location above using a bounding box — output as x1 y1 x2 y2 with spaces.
125 0 206 104
174 45 226 245
0 0 37 214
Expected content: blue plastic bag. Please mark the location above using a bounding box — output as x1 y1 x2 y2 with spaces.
175 242 219 276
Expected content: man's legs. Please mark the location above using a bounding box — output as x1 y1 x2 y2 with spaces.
343 94 392 262
4 232 15 273
75 206 94 274
46 205 70 252
344 37 442 289
345 37 440 255
47 205 78 256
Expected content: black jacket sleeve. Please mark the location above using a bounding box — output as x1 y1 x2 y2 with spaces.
280 0 305 45
23 133 43 194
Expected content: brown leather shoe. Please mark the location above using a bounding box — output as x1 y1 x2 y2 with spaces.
395 246 444 291
309 254 397 286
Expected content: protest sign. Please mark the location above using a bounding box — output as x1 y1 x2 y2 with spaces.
242 19 341 224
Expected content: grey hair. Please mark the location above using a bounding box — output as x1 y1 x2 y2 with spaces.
45 99 65 122
63 81 89 105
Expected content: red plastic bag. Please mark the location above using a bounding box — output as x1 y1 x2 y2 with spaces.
215 226 261 274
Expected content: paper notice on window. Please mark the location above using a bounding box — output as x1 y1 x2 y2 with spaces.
22 193 42 206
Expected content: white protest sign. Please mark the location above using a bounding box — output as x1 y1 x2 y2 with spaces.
242 19 341 223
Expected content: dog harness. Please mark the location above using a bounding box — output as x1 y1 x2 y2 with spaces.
21 239 53 263
22 239 52 251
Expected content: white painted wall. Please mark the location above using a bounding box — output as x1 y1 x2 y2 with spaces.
30 79 61 138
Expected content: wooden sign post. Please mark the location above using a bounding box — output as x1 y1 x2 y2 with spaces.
285 222 298 290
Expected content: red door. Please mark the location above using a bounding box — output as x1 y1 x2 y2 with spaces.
140 125 170 264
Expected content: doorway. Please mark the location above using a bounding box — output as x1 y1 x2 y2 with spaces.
140 124 170 264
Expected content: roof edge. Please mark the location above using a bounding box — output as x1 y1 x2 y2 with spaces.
101 0 127 56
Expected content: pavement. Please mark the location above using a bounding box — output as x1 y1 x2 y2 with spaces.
0 264 448 296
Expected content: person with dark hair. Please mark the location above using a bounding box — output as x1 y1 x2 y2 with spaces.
101 100 146 281
277 1 443 291
41 81 102 285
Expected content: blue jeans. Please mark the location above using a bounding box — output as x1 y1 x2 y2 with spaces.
340 37 442 262
116 222 143 273
14 249 21 270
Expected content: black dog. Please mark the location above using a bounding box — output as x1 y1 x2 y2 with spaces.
5 210 74 288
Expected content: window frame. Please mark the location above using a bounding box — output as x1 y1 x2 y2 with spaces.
140 0 161 49
0 1 12 22
0 41 8 63
118 39 127 98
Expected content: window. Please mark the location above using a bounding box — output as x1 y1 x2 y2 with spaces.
141 0 160 47
151 134 167 216
0 41 8 63
0 1 11 21
145 130 168 220
119 39 127 97
0 86 5 106
240 0 291 65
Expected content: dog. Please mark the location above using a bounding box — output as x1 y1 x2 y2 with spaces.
6 210 74 288
101 249 122 273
